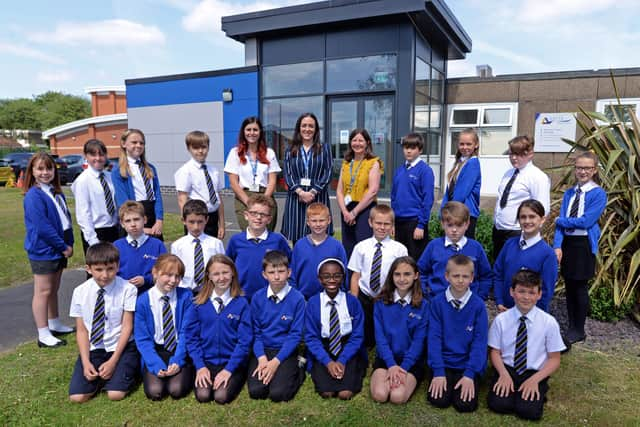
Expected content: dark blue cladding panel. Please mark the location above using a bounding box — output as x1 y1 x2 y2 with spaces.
126 71 259 108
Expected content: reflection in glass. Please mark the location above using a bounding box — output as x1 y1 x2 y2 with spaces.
327 55 397 92
483 108 511 125
480 128 514 155
452 109 479 126
263 62 323 97
365 98 393 189
430 69 444 104
604 104 635 123
330 101 357 160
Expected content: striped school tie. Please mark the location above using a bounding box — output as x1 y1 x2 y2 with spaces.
193 238 204 291
161 296 177 353
214 297 224 314
54 193 72 222
451 299 462 310
269 295 279 303
98 172 116 217
90 289 106 347
514 316 528 375
136 160 155 200
370 242 383 293
328 300 341 357
499 169 519 209
202 164 218 205
569 187 582 218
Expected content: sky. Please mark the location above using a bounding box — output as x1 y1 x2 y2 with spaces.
1 0 639 100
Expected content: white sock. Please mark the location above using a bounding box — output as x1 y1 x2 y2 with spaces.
37 327 61 345
48 318 73 332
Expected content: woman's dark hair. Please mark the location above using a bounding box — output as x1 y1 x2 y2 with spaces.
378 256 423 308
344 128 375 162
290 113 321 157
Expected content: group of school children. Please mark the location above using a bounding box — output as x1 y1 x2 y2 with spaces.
22 121 606 421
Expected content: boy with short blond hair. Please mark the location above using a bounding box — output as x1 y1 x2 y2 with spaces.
487 269 565 420
114 201 166 294
417 201 492 300
427 254 488 413
69 242 139 403
290 203 348 299
174 130 225 239
226 194 292 299
348 204 408 348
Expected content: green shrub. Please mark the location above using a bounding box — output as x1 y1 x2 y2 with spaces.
427 209 494 262
589 284 633 322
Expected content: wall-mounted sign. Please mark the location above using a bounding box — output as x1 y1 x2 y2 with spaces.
340 130 349 144
534 112 576 152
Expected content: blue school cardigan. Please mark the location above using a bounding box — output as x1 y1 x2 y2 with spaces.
134 287 193 375
23 186 74 260
441 157 481 218
553 186 607 255
111 162 163 220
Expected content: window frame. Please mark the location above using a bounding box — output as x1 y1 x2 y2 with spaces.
595 98 640 124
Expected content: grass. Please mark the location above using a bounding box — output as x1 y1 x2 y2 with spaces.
0 337 638 426
0 187 184 288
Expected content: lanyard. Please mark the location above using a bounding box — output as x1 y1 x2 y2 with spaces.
347 159 364 194
300 146 312 178
249 156 259 184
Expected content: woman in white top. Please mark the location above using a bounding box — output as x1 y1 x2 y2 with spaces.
224 117 281 231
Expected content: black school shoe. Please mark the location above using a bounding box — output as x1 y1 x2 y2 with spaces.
37 338 67 348
51 327 76 337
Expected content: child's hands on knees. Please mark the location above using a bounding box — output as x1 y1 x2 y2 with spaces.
261 358 281 385
165 363 180 376
195 367 212 388
519 377 541 401
98 358 117 380
82 362 99 381
388 365 406 389
252 356 269 379
429 376 447 399
493 373 514 397
327 361 344 379
213 369 231 390
455 376 475 402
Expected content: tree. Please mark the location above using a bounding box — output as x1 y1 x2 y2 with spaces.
35 92 91 129
0 98 42 129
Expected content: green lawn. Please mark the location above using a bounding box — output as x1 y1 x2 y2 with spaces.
0 337 638 426
0 187 184 288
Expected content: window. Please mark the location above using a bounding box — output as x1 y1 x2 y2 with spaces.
596 98 640 124
447 103 517 156
326 54 397 92
262 61 323 97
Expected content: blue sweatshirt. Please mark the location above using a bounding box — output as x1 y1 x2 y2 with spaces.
114 236 167 294
251 286 305 362
134 287 192 375
374 299 429 371
185 296 252 373
390 160 434 230
417 237 493 299
428 291 488 378
23 186 74 260
441 157 481 218
111 162 164 220
553 186 607 255
493 237 558 311
226 232 292 299
305 292 364 367
290 236 348 299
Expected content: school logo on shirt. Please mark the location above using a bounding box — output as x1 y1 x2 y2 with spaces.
408 312 422 320
280 314 293 321
227 313 240 320
466 325 474 332
143 254 158 260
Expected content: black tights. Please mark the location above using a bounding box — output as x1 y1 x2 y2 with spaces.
565 278 589 336
143 365 194 400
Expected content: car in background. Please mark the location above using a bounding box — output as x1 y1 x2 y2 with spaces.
1 152 34 179
56 154 84 185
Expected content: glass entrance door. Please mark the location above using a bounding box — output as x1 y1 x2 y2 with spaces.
328 95 394 191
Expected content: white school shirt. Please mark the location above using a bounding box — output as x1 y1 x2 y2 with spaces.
174 158 221 213
444 235 468 251
126 233 148 247
171 233 225 290
320 291 352 338
348 236 408 298
445 287 472 310
223 147 281 189
494 162 550 231
393 289 412 305
40 184 71 231
127 156 150 201
267 283 292 303
489 305 566 371
563 181 598 237
211 288 232 313
148 286 177 345
69 276 137 352
71 167 118 245
519 233 542 250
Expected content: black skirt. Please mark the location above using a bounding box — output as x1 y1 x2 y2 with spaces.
310 337 366 394
561 235 595 281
